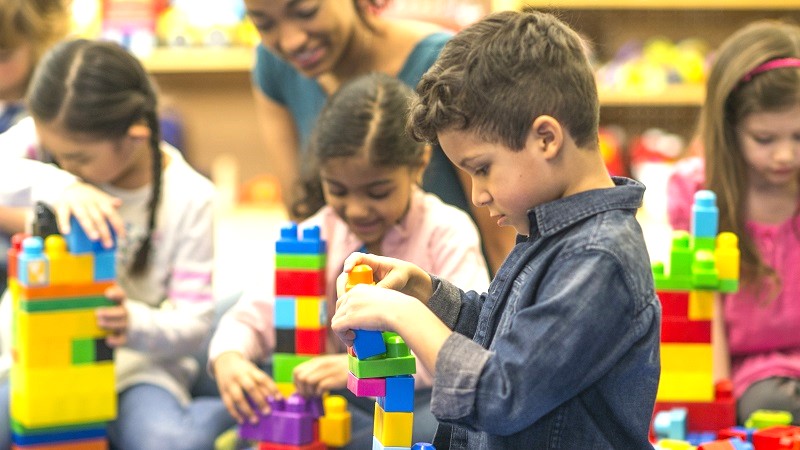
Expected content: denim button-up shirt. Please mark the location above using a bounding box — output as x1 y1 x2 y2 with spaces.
427 177 661 449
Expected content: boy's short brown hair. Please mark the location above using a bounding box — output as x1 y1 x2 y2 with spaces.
409 9 599 150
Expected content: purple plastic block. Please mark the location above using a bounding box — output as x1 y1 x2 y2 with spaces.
239 394 325 445
347 372 386 397
238 397 283 442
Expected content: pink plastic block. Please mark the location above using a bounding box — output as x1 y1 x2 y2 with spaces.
347 372 386 397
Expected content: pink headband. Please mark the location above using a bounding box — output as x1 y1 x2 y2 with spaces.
741 57 800 83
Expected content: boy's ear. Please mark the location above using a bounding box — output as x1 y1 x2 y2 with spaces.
127 122 151 141
529 115 563 160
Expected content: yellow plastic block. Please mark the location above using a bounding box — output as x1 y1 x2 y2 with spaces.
661 343 712 373
373 403 413 448
10 363 116 427
688 291 714 321
656 439 696 450
276 382 295 398
296 296 326 329
715 232 740 281
656 371 714 402
319 395 351 448
16 309 107 368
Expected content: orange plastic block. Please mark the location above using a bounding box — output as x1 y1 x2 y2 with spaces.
19 281 114 301
12 438 108 450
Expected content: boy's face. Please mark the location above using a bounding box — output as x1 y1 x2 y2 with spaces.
439 129 556 236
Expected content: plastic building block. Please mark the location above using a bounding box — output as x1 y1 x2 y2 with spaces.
692 190 719 238
275 253 326 270
348 354 417 379
318 395 351 448
688 290 714 321
377 376 414 412
717 427 754 441
275 224 326 255
272 353 313 384
373 403 413 448
658 291 690 317
412 444 436 450
661 343 712 373
258 442 326 450
715 232 740 293
744 410 793 430
275 329 296 354
652 381 736 437
657 371 714 402
752 425 800 450
661 316 711 343
655 438 695 450
275 269 325 297
274 297 297 329
372 436 413 450
691 250 719 289
17 237 48 287
238 394 320 446
654 408 688 440
295 328 326 354
347 372 386 397
345 265 386 359
296 296 326 329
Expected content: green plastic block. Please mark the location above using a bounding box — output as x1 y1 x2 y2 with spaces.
272 353 312 383
275 253 326 270
692 236 716 252
718 279 739 293
71 338 96 364
745 409 793 429
691 249 719 289
348 354 416 378
21 296 115 312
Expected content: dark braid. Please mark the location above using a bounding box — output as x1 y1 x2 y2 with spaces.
129 108 163 275
27 39 163 276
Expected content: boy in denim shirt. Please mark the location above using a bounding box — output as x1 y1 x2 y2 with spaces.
331 9 660 449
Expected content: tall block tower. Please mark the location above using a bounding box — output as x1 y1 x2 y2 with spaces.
344 265 418 450
240 223 350 449
8 214 117 449
650 190 740 440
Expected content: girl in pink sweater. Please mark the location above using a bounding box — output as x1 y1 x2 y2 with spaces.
208 73 490 447
668 20 800 425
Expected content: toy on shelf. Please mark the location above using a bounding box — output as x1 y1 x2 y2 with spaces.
239 223 351 449
650 190 740 446
9 205 117 449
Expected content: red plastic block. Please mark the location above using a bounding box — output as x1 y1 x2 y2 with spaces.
652 381 736 436
295 328 326 355
752 426 800 450
275 269 325 297
661 316 711 343
658 291 690 318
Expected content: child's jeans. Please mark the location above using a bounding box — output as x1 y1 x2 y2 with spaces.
108 383 235 450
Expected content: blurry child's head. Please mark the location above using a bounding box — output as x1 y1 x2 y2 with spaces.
701 20 800 283
293 73 428 250
0 0 70 102
27 39 164 275
409 9 601 235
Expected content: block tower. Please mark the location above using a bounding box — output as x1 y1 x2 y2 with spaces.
344 265 418 450
8 212 117 449
239 223 351 449
650 190 740 440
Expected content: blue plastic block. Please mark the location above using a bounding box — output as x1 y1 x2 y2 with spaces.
11 425 106 446
17 237 48 287
94 250 116 281
276 223 326 255
275 297 297 329
353 329 386 359
378 375 415 412
653 408 687 440
687 431 718 445
692 190 719 238
412 444 436 450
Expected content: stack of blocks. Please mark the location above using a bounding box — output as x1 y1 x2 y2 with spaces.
239 223 351 449
344 265 417 450
651 190 740 441
8 216 117 449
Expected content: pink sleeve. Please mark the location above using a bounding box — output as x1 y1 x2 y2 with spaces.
667 157 705 231
208 292 275 368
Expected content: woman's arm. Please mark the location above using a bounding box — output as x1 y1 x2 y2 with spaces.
252 88 301 216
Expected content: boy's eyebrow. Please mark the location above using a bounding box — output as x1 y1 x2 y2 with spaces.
457 156 480 169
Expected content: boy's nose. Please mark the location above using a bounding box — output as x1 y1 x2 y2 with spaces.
471 186 491 207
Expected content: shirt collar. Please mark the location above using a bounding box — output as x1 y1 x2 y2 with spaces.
524 177 645 241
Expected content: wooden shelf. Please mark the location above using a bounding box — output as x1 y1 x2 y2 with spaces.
599 83 705 107
499 0 799 10
141 46 255 74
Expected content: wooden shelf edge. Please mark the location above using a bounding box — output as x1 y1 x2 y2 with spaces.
142 46 255 74
599 83 705 106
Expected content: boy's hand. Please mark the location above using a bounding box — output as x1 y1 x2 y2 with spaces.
214 352 281 424
56 182 125 249
96 285 128 347
332 284 422 347
337 252 433 303
292 354 349 397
